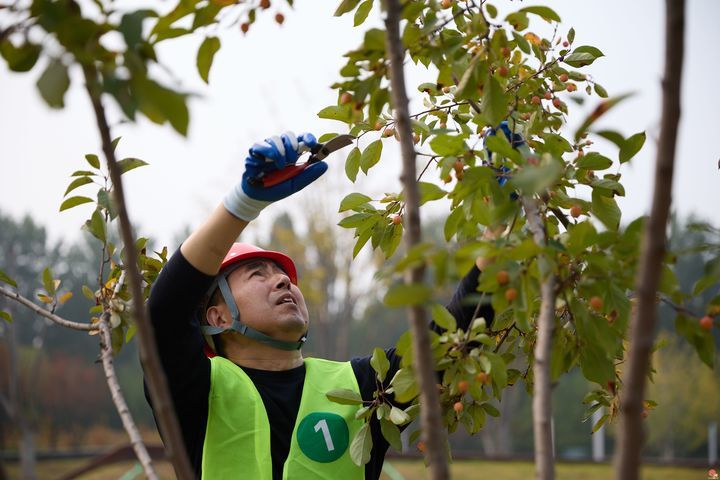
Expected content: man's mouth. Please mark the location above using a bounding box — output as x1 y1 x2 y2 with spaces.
276 294 296 306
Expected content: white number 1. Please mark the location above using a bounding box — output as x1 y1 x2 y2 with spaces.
313 419 335 452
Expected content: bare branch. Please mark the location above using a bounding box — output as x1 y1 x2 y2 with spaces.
0 285 97 331
82 65 194 480
98 317 158 480
615 1 685 478
384 1 450 478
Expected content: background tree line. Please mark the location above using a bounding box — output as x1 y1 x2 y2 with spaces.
1 206 717 460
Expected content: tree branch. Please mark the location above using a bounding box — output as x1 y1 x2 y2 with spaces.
615 1 685 478
0 285 97 331
521 197 557 480
98 317 158 480
81 65 194 480
384 1 450 478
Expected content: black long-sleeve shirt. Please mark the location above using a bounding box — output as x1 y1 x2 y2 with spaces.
144 249 493 479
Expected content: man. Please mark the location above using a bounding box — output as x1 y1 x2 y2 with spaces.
145 131 494 479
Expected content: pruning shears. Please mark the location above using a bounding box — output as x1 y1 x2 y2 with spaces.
250 134 356 188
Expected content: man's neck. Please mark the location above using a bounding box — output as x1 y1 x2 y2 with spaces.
224 338 304 371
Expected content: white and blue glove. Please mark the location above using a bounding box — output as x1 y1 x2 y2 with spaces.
223 131 326 221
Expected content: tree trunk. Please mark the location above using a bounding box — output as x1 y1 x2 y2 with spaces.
614 1 685 479
522 198 556 480
82 66 194 480
383 1 450 478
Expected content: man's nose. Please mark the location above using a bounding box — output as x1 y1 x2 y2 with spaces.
274 272 291 290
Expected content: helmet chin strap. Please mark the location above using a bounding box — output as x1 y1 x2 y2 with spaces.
200 275 306 351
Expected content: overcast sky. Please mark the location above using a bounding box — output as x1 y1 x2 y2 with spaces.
1 0 718 252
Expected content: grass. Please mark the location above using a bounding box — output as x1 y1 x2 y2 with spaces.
4 458 710 479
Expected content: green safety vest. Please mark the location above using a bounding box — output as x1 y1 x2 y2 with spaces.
201 356 365 479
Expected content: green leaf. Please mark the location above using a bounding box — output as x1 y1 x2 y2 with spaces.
418 182 447 206
482 75 507 128
430 135 466 156
563 53 597 68
510 159 563 195
354 0 372 26
82 285 95 300
388 406 411 425
345 147 361 182
519 6 561 22
85 154 101 169
573 45 605 58
339 192 373 212
97 189 117 219
370 347 390 382
64 177 93 197
444 206 465 241
0 40 41 72
360 140 383 173
591 190 621 230
619 132 646 164
576 152 612 170
117 158 149 174
349 423 372 466
482 402 501 417
0 311 12 323
36 59 70 109
380 418 402 451
430 303 457 332
135 78 189 136
565 221 598 255
483 352 507 388
326 388 364 405
0 268 18 288
59 196 94 212
594 83 608 98
335 0 361 16
42 267 55 295
595 130 625 149
574 93 634 142
485 135 522 164
390 368 419 403
318 105 352 123
84 209 106 242
197 36 221 84
383 283 432 307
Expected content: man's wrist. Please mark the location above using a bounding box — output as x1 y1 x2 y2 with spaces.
223 184 271 222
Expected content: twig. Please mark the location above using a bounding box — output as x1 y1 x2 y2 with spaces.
0 285 97 331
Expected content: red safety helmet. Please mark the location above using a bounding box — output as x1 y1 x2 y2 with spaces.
219 242 297 284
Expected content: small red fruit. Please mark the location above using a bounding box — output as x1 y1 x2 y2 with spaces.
453 160 464 173
497 66 509 77
640 410 649 419
607 381 616 395
496 270 510 285
552 97 562 109
339 92 353 105
413 133 421 144
570 205 582 218
453 402 464 413
566 83 577 92
531 95 541 105
442 175 452 184
457 380 469 393
274 12 284 24
383 127 395 138
562 41 569 48
240 22 250 33
441 86 451 94
259 0 270 8
441 0 453 8
700 315 714 331
559 73 569 82
505 288 518 302
544 91 552 100
500 47 511 58
417 441 426 452
373 121 383 131
475 372 490 384
391 214 402 225
590 296 604 312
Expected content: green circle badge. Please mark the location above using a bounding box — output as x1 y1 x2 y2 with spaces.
296 412 349 463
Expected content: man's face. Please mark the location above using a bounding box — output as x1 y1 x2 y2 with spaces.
223 258 309 342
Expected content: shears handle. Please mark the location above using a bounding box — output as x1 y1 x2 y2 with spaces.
250 144 324 188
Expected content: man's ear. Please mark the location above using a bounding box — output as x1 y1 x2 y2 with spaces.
206 305 230 328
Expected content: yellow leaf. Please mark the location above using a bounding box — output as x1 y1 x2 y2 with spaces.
523 32 541 46
37 293 53 304
58 291 73 304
